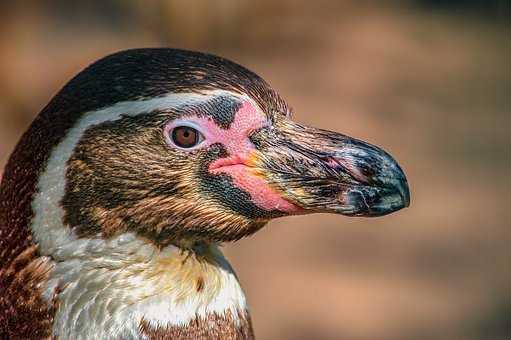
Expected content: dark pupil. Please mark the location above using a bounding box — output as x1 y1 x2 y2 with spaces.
172 126 198 148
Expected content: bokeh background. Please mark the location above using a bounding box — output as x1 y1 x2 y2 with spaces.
1 1 510 339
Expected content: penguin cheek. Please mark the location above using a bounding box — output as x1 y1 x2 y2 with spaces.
210 165 300 214
195 147 284 219
197 142 300 218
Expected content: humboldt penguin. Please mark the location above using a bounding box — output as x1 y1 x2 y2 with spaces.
0 48 409 339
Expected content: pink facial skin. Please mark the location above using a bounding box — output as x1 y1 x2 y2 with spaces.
165 99 301 214
210 158 301 213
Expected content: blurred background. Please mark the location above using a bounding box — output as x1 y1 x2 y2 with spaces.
0 1 510 339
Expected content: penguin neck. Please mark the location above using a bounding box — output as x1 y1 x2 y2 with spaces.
40 231 253 339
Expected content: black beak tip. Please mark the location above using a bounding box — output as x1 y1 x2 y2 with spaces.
374 169 410 216
399 178 411 209
372 152 410 215
338 172 410 217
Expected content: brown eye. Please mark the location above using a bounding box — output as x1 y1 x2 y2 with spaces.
171 126 202 148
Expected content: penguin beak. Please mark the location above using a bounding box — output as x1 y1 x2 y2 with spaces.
251 120 410 217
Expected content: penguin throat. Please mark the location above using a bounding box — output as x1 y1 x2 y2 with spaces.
41 233 249 338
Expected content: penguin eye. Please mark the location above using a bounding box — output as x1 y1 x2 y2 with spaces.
171 126 204 148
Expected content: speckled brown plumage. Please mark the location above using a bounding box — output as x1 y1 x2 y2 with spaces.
139 310 254 340
0 110 66 338
0 245 56 339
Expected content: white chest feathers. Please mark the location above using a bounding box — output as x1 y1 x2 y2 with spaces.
41 234 247 339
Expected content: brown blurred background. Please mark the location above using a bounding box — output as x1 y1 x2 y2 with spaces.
1 1 510 339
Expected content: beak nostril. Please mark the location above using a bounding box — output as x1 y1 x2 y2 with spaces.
326 156 374 185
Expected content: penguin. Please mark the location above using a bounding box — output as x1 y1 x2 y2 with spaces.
0 48 409 339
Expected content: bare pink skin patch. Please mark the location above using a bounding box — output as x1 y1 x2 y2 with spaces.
209 100 300 213
210 157 301 213
166 98 300 213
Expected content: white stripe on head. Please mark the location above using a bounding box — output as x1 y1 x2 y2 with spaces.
31 90 251 339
